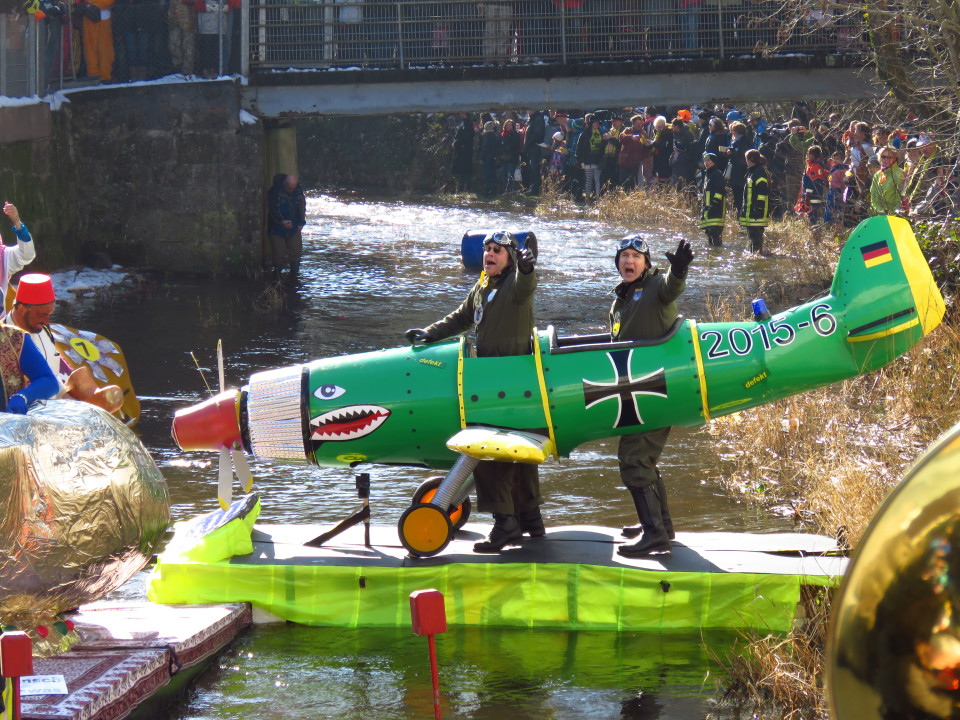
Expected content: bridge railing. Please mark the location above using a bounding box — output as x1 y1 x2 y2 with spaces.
1 12 38 98
0 0 862 98
247 0 864 69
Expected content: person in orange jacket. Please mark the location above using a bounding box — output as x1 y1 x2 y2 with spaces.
81 0 115 82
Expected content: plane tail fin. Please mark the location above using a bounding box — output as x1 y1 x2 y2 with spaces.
832 215 945 372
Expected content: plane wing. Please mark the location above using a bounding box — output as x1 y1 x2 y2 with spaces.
446 426 554 464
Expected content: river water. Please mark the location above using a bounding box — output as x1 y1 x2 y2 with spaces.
58 193 802 719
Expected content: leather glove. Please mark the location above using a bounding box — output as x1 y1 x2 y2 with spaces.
517 247 537 274
404 328 431 345
6 394 27 415
665 239 694 278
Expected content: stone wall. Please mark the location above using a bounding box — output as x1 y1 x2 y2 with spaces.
0 102 69 269
0 79 264 274
296 114 453 195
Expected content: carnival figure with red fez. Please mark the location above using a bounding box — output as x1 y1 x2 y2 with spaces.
3 274 68 392
81 0 115 82
2 274 124 414
1 203 36 306
0 284 58 415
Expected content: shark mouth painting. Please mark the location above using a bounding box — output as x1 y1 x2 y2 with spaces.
309 405 391 442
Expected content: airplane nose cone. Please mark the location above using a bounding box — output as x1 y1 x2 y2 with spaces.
172 389 242 451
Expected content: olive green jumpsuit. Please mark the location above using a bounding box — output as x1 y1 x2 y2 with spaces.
609 266 685 491
425 250 540 516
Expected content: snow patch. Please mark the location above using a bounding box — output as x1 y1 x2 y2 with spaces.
50 266 134 303
0 95 43 108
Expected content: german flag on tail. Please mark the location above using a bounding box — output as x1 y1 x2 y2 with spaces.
862 239 893 268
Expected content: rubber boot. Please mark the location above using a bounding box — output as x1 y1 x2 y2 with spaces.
622 471 674 539
655 471 675 540
473 514 523 553
517 507 546 537
617 486 671 558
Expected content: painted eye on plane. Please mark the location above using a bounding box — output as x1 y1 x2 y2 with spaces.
314 384 346 400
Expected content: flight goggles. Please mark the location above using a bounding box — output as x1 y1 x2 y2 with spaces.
617 235 649 254
484 231 517 248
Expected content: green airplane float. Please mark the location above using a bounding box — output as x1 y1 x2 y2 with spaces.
172 215 945 557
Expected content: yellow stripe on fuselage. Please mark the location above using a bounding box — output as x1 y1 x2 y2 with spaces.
532 329 559 461
689 320 711 421
457 338 466 429
847 317 920 343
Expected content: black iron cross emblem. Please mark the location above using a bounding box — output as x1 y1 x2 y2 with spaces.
582 350 668 428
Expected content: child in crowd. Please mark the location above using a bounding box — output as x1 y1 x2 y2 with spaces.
548 131 567 180
824 151 848 224
870 146 906 215
796 145 829 224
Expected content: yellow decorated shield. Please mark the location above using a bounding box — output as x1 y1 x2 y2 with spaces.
49 323 140 425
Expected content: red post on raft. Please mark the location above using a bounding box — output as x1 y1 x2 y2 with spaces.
410 589 446 720
1 631 34 720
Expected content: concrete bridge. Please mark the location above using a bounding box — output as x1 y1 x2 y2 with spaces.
242 0 880 115
245 55 879 117
1 0 881 114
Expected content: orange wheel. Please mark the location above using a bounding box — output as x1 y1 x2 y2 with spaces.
412 476 472 531
398 503 453 557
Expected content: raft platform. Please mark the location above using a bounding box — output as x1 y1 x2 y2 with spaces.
148 502 848 633
22 602 250 720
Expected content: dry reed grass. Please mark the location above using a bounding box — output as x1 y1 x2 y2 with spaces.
535 179 701 230
590 184 701 228
708 322 960 548
762 218 843 289
708 589 832 720
254 279 286 314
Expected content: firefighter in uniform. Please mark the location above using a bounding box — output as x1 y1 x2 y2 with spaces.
404 231 541 553
740 148 771 253
609 234 694 558
700 152 726 247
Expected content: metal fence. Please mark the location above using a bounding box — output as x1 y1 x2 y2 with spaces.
249 0 864 68
1 13 36 97
1 0 862 97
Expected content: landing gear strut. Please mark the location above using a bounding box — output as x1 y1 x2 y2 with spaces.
398 455 477 557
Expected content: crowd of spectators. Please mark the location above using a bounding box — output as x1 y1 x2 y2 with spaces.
17 0 854 74
449 105 959 237
18 0 241 89
6 0 858 88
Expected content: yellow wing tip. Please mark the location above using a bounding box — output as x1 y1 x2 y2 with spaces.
447 427 551 464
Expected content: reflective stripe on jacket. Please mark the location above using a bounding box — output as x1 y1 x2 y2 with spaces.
740 166 770 227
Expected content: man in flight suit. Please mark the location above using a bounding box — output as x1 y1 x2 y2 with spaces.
404 231 540 553
610 234 694 557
